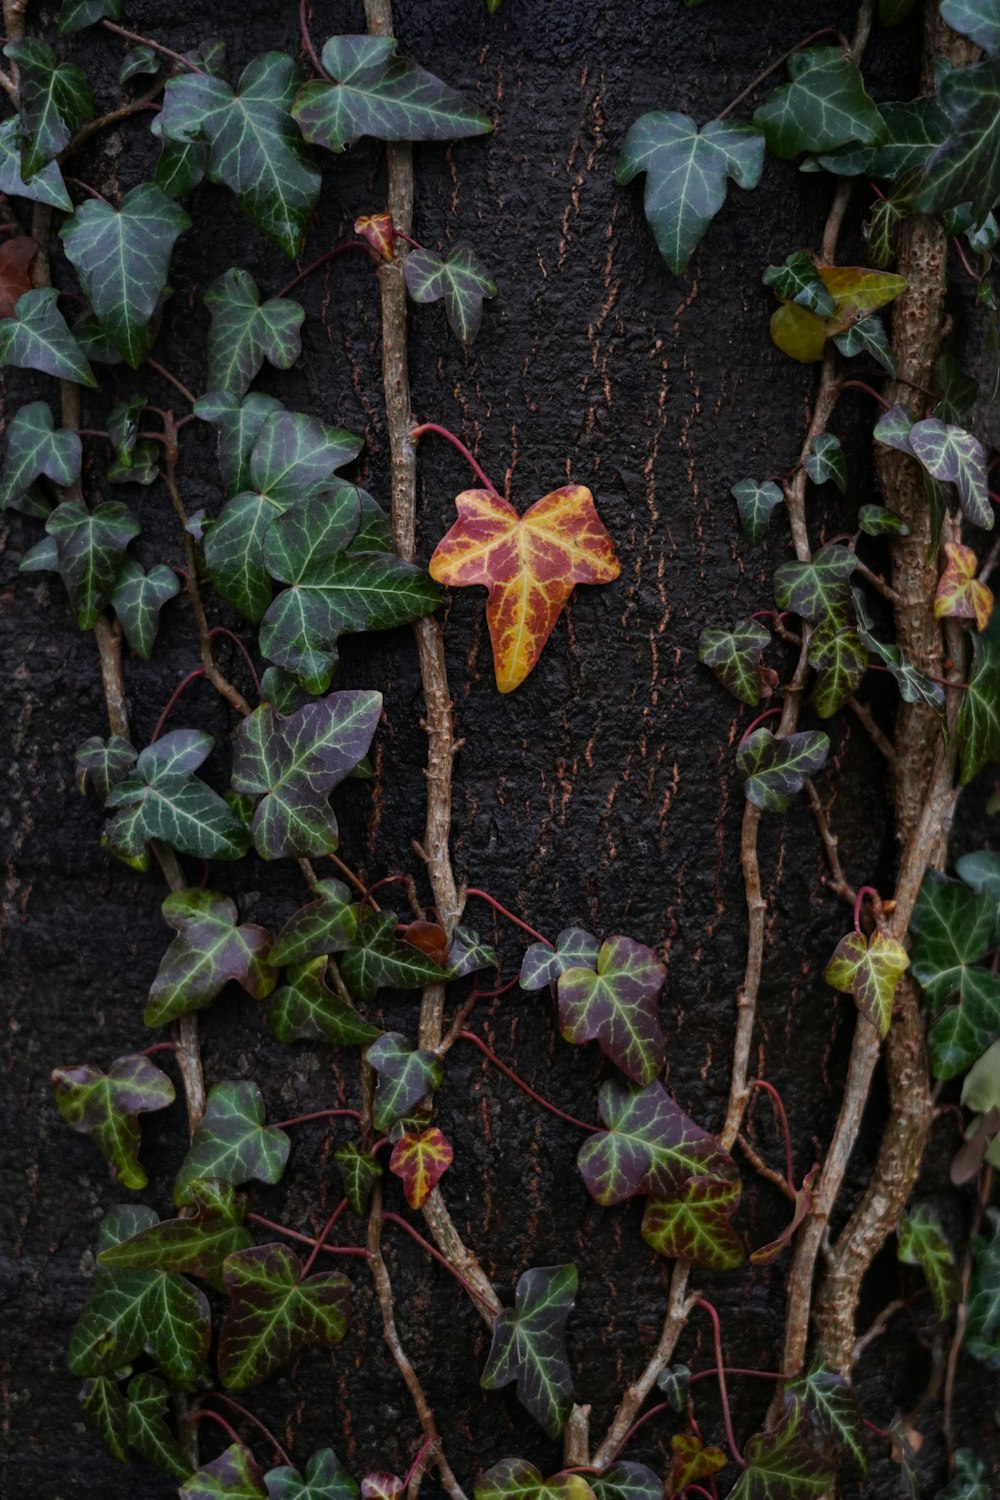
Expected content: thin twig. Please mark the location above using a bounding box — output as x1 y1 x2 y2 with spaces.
101 17 203 73
846 695 896 765
803 778 856 905
60 78 165 160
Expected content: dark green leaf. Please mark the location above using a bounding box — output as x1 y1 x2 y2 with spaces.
762 252 836 316
180 1443 267 1500
260 665 314 715
125 1374 189 1477
79 1376 128 1463
731 477 784 544
0 115 72 209
195 389 283 496
119 46 160 84
809 619 867 718
268 957 380 1046
817 96 947 179
737 727 830 812
52 1052 174 1189
45 499 139 628
205 266 304 397
218 1242 350 1389
773 542 857 623
910 872 1000 1008
151 114 209 199
726 1409 834 1500
520 927 599 989
110 561 180 658
902 60 1000 220
929 982 1000 1080
403 244 496 341
577 1077 737 1204
784 1364 867 1474
0 399 81 512
265 1449 361 1500
0 286 97 385
589 1464 661 1500
698 617 770 706
865 196 903 268
73 307 124 363
59 0 122 33
803 433 847 491
657 1363 691 1412
4 38 93 179
341 910 449 1003
833 313 895 375
958 634 1000 783
898 1205 960 1318
145 888 277 1027
108 395 146 466
75 733 136 797
103 728 250 867
934 1450 992 1500
100 1178 253 1291
941 0 1000 53
641 1176 744 1270
966 1209 1000 1367
858 504 909 536
853 587 945 708
752 48 885 160
367 1032 443 1132
557 935 666 1083
956 851 1000 900
271 879 358 965
334 1142 382 1217
935 355 978 423
174 1080 290 1205
481 1264 577 1438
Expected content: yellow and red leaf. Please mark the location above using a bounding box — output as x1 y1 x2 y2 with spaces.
934 542 993 632
389 1126 454 1208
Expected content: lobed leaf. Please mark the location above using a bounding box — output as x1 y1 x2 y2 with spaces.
0 399 80 513
809 619 867 718
180 1443 268 1500
909 418 992 530
270 879 358 965
557 934 666 1084
174 1080 290 1205
832 312 895 375
520 927 599 990
0 116 72 209
268 957 380 1047
966 1210 1000 1367
824 929 909 1037
853 586 945 709
265 1449 360 1500
403 244 496 341
669 1435 727 1494
367 1033 443 1132
898 1205 960 1318
641 1175 744 1270
737 728 830 813
475 1461 596 1500
103 728 250 867
802 432 846 492
590 1466 660 1500
752 47 885 159
773 543 857 624
900 59 1000 221
44 499 140 628
698 618 771 706
205 266 304 397
770 265 905 363
389 1127 453 1208
75 733 137 797
100 1177 253 1291
934 543 993 632
52 1053 174 1189
59 0 122 32
957 634 1000 784
125 1374 189 1477
784 1364 867 1475
762 252 835 315
481 1264 578 1438
4 38 93 179
0 286 97 385
448 924 498 977
726 1408 834 1499
342 910 449 1003
218 1242 351 1389
934 1450 991 1500
195 389 283 497
731 477 784 545
335 1142 382 1217
577 1076 737 1205
146 888 276 1027
110 561 180 658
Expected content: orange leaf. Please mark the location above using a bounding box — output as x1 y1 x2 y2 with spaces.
428 485 620 692
934 543 993 632
389 1127 453 1208
770 264 906 364
400 919 451 969
0 237 38 321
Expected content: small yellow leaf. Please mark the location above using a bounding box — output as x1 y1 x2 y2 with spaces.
934 542 994 632
770 264 907 363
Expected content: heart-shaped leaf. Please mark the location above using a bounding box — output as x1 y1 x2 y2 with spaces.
577 1077 737 1205
770 266 905 363
124 1374 189 1478
103 729 250 867
100 1178 253 1291
366 1033 443 1132
657 1363 691 1411
698 618 771 706
802 433 847 491
448 925 498 977
52 1053 175 1188
0 116 72 208
898 1205 960 1318
832 313 896 375
265 1449 360 1500
0 286 97 385
271 879 358 965
934 543 993 632
180 1442 267 1500
389 1127 454 1208
752 47 885 158
773 543 857 623
218 1242 351 1389
824 929 909 1037
75 733 137 797
110 561 180 658
731 477 784 544
520 927 599 990
669 1435 727 1495
335 1143 382 1217
342 910 449 1002
726 1408 834 1499
78 1376 127 1462
900 59 1000 221
589 1464 661 1500
557 935 666 1084
958 634 1000 784
268 957 380 1046
44 499 140 628
360 1476 402 1500
4 38 93 178
146 888 277 1027
909 418 992 530
481 1264 578 1438
205 266 305 397
809 619 867 718
475 1460 596 1500
737 728 830 813
763 252 836 315
355 212 395 261
0 399 80 513
174 1080 290 1205
641 1175 744 1269
195 389 283 496
784 1364 867 1475
119 45 160 83
403 244 496 341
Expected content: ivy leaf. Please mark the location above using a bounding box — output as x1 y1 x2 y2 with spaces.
100 1178 254 1291
103 729 250 867
809 620 867 719
151 116 209 200
752 47 885 159
180 1443 267 1500
107 394 146 466
832 313 896 376
802 433 846 492
145 888 277 1027
0 236 38 320
265 1449 361 1500
577 1077 737 1206
45 499 140 628
335 1143 382 1217
205 266 305 397
731 477 784 545
657 1363 691 1412
521 928 600 989
475 1460 597 1500
0 287 97 385
737 728 830 813
817 95 947 180
966 1209 1000 1367
231 690 382 859
824 930 909 1037
957 634 1000 783
124 1374 189 1477
260 666 313 715
934 1450 991 1500
173 1080 290 1206
934 544 993 632
590 1465 661 1500
770 266 905 363
910 872 1000 1008
389 1127 454 1208
865 196 903 267
784 1364 867 1475
59 0 123 33
61 184 190 367
940 0 1000 53
616 112 764 273
341 911 449 1003
78 1375 127 1462
641 1176 744 1270
0 116 72 209
698 618 771 706
956 851 1000 900
75 733 136 797
291 35 492 152
858 504 909 537
853 587 945 709
773 543 857 623
271 879 358 965
158 53 321 257
119 46 160 84
402 244 496 341
557 935 666 1084
354 212 395 262
268 957 380 1046
669 1435 727 1495
726 1409 834 1500
898 1205 960 1318
762 252 836 315
481 1264 577 1438
218 1242 351 1389
4 38 93 179
52 1052 175 1190
67 1204 211 1387
195 389 283 496
367 1033 443 1132
908 418 992 530
901 60 1000 221
0 399 80 513
110 561 181 658
361 1477 402 1500
448 925 498 977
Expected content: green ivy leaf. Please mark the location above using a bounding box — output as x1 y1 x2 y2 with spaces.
205 266 305 397
260 665 313 715
853 587 945 709
402 244 496 341
366 1032 443 1132
520 927 599 989
966 1209 1000 1367
44 499 139 628
475 1461 597 1500
110 561 180 658
60 183 190 367
481 1264 577 1438
809 619 867 718
898 1205 960 1318
174 1080 290 1206
195 389 283 496
124 1374 189 1477
577 1077 737 1205
616 112 764 273
0 286 97 385
158 52 321 256
67 1204 211 1387
641 1176 744 1270
0 399 81 513
103 729 250 867
901 60 1000 221
100 1178 253 1292
817 96 947 180
448 925 498 977
151 114 209 200
726 1409 834 1499
4 38 93 179
698 618 770 706
145 888 277 1027
0 116 72 209
784 1365 867 1475
865 196 903 267
731 477 784 545
268 957 380 1046
271 879 358 965
557 935 666 1084
218 1242 351 1389
832 313 896 375
590 1464 661 1500
265 1449 361 1500
231 690 382 859
119 46 160 84
335 1142 382 1217
737 728 830 813
823 929 909 1037
79 1375 128 1462
180 1443 268 1500
956 851 1000 900
858 504 909 536
341 910 449 1003
934 1450 991 1500
75 733 136 797
657 1363 691 1412
958 634 1000 784
910 872 1000 1008
292 35 492 153
52 1052 174 1189
752 48 885 160
773 542 857 623
803 433 847 491
762 252 836 316
941 0 1000 53
59 0 123 33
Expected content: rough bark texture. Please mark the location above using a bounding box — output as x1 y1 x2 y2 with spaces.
1 2 996 1497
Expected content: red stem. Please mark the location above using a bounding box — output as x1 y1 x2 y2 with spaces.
300 1198 348 1278
150 667 205 742
737 707 782 750
952 237 983 286
204 1392 293 1468
206 627 261 697
684 1489 718 1500
853 885 881 933
395 230 425 251
611 1368 789 1462
463 888 553 947
141 1041 179 1057
458 1030 600 1132
408 423 500 496
382 1211 497 1314
101 17 204 73
469 974 521 1000
696 1300 744 1468
840 379 890 410
359 873 412 927
65 176 112 205
276 240 373 299
247 1212 371 1259
298 0 328 78
747 1078 795 1189
271 1107 362 1130
864 1418 893 1441
403 1435 439 1490
188 1408 246 1450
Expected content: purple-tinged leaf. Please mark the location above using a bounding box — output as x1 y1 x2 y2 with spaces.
99 1178 253 1291
447 924 497 977
268 957 380 1046
266 1448 360 1500
52 1053 175 1189
784 1363 867 1475
481 1264 577 1438
75 734 137 798
110 560 180 657
557 936 666 1084
335 1143 382 1217
669 1434 727 1494
641 1176 744 1270
45 498 139 628
103 728 250 867
367 1033 443 1132
577 1077 737 1205
174 1080 290 1206
737 728 830 813
773 543 857 624
205 265 304 398
180 1442 268 1500
403 244 496 342
218 1242 351 1389
750 1166 817 1265
270 879 358 965
520 926 599 990
725 1408 834 1499
475 1458 597 1500
590 1463 661 1500
146 888 277 1027
698 618 771 706
389 1127 454 1208
908 417 992 530
342 911 450 1003
360 1476 402 1500
824 930 910 1037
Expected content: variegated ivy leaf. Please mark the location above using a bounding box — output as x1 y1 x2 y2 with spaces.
577 1077 737 1206
958 634 1000 785
769 265 906 364
79 1375 127 1462
44 499 140 628
616 112 764 274
966 1209 1000 1367
231 690 382 860
900 59 1000 222
335 1142 382 1217
180 1442 267 1500
865 196 903 268
158 52 321 257
125 1374 188 1478
802 433 846 492
195 389 283 496
589 1464 661 1500
218 1242 351 1389
941 0 1000 53
51 1053 175 1189
360 1476 402 1500
145 888 277 1027
0 116 72 209
809 619 867 719
858 504 908 537
853 587 945 710
481 1264 578 1438
898 1205 960 1318
784 1364 867 1476
773 542 857 624
355 211 395 261
726 1408 834 1500
698 618 770 706
110 561 180 659
75 733 136 797
389 1127 454 1208
59 0 122 32
271 881 358 967
0 400 81 512
657 1362 691 1411
731 477 784 545
874 404 992 530
557 935 666 1084
268 957 380 1046
833 312 896 376
342 911 449 1003
824 929 909 1037
103 729 250 867
205 266 305 397
737 728 830 813
520 926 599 989
641 1175 744 1270
367 1032 444 1132
752 47 885 159
100 1177 253 1291
934 543 993 632
403 244 496 342
291 35 492 153
669 1435 727 1495
67 1204 211 1387
762 252 836 316
173 1080 290 1206
266 1449 361 1500
0 287 97 385
60 183 190 366
448 924 497 978
4 38 93 179
475 1460 597 1500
